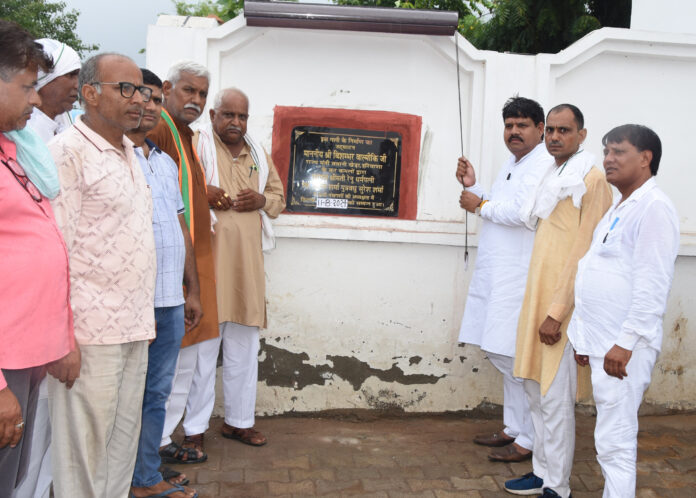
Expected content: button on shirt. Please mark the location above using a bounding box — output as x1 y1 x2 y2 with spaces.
568 177 679 357
0 134 74 390
49 116 156 345
134 139 186 308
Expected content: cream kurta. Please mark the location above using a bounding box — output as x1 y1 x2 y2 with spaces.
514 166 612 395
212 134 285 327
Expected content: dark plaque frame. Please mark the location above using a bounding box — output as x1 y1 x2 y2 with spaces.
286 126 402 217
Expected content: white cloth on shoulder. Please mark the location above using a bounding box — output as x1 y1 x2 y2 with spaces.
195 123 276 252
520 148 596 230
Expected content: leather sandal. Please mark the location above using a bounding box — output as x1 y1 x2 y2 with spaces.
159 442 207 464
473 429 515 447
221 423 267 446
488 444 533 462
159 466 189 486
182 433 204 454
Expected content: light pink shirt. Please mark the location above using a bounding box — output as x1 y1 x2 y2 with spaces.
0 134 74 390
49 117 156 345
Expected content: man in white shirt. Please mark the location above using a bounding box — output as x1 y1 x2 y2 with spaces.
568 124 679 498
457 97 553 462
27 39 80 142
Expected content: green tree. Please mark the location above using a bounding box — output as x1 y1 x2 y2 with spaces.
173 0 244 21
461 0 632 54
0 0 98 56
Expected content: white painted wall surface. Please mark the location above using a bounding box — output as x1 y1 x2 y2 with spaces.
631 0 696 35
147 15 696 414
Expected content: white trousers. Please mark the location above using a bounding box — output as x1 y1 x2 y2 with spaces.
12 380 51 498
161 337 220 446
487 352 534 451
218 322 260 428
590 347 657 498
525 341 577 498
49 342 148 498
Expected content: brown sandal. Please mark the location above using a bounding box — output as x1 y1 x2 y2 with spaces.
221 423 267 446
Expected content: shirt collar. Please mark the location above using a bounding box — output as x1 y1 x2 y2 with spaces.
0 133 17 161
614 176 657 209
74 114 135 153
145 138 161 154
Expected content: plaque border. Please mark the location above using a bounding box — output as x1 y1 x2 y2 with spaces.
272 106 421 220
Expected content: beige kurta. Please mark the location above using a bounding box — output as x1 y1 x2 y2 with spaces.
211 133 285 328
514 167 612 396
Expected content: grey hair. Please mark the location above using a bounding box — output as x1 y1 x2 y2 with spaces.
212 87 250 111
78 52 132 104
166 60 210 86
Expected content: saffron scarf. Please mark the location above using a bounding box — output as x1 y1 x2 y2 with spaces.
160 109 204 242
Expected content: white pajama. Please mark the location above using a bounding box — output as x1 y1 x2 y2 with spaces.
590 347 657 498
161 337 220 446
219 322 260 428
12 381 51 498
487 351 534 450
525 341 576 498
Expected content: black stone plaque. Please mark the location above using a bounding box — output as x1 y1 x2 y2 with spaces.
286 126 402 217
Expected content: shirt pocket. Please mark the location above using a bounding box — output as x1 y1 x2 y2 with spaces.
597 226 623 258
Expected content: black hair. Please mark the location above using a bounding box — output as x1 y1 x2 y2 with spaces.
602 124 662 176
141 68 162 89
547 103 584 129
0 20 53 82
502 96 545 126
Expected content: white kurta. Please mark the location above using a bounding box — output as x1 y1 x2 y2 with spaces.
458 142 553 357
27 108 72 143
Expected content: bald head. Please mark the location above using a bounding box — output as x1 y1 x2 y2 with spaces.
210 87 249 145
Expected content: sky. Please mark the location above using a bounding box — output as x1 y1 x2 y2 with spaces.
62 0 181 66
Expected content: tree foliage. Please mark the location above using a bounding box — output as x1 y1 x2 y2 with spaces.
460 0 631 54
172 0 632 54
173 0 244 21
0 0 98 57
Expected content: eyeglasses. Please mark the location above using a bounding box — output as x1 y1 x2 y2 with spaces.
1 156 42 203
91 81 152 102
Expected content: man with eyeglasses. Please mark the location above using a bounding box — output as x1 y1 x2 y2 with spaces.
147 61 220 466
127 68 200 498
47 53 157 498
0 20 76 497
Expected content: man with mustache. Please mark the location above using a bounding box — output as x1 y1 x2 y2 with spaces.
194 88 285 446
147 61 219 464
0 20 76 497
568 125 679 498
13 37 81 498
505 104 612 497
127 68 201 498
457 96 553 463
48 53 157 497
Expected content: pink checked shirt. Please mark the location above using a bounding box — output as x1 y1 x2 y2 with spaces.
49 117 156 345
0 134 74 390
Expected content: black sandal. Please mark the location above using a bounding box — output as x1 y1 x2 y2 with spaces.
159 442 207 464
159 465 190 486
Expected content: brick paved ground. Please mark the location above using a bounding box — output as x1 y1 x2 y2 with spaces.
168 413 696 497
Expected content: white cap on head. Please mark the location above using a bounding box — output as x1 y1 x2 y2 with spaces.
36 38 81 91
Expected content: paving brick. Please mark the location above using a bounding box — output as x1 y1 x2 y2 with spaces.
244 468 290 483
315 478 363 494
268 479 314 495
195 469 243 484
407 478 453 492
378 466 425 479
361 478 411 492
450 475 499 491
290 468 335 481
271 454 312 469
435 490 481 498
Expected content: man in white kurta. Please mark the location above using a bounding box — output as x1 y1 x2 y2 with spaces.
14 38 80 498
458 97 553 462
568 125 679 498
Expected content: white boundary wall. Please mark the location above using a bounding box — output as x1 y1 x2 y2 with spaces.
148 15 696 414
